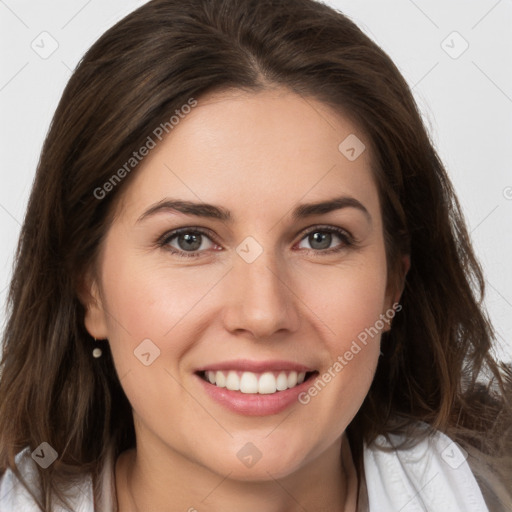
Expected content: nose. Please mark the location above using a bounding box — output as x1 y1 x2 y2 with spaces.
221 246 301 340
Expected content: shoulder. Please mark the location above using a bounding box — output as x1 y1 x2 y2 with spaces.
0 447 94 512
362 424 490 512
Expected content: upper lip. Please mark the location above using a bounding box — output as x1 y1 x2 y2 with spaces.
195 359 315 373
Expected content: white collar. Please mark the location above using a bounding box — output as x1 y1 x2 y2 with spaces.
1 427 489 512
362 427 489 511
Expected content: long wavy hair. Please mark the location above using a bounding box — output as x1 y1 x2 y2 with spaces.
1 0 510 510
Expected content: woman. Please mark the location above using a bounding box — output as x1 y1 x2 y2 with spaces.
0 0 510 510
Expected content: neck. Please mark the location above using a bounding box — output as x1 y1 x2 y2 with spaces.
115 433 358 512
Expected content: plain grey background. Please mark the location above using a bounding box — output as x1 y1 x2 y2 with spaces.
0 0 511 361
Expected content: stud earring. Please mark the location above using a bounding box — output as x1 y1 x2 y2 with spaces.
92 337 103 358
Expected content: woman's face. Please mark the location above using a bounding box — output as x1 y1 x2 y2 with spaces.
84 87 400 480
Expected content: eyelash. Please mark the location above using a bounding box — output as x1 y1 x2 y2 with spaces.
156 225 355 259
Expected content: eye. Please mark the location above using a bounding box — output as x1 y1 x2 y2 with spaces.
157 225 354 259
296 226 354 254
158 228 219 258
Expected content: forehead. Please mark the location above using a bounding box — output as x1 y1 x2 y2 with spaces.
116 87 380 226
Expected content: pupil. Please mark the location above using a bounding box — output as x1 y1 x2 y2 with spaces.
310 232 331 250
179 233 201 251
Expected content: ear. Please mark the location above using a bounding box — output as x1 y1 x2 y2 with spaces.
383 254 410 332
77 269 109 340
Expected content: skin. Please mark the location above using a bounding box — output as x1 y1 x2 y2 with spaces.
82 87 409 512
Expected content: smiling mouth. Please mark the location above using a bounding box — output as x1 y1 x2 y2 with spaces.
197 370 318 395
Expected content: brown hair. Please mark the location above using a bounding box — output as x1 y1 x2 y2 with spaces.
1 0 510 510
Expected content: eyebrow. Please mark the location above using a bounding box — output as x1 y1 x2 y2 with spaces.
136 195 371 224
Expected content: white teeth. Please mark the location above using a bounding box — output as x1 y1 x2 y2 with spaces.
203 369 310 394
215 371 226 388
276 372 289 391
258 372 277 394
287 371 298 388
240 372 259 393
225 371 240 391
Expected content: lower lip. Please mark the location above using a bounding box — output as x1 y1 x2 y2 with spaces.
195 373 317 416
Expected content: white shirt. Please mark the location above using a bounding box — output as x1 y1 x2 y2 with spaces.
0 428 490 511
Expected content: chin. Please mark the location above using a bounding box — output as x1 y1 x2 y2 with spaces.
196 440 312 482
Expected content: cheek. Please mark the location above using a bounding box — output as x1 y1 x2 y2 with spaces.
294 247 388 410
100 247 226 343
97 248 231 412
297 250 389 345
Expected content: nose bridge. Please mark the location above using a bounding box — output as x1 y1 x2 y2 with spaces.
222 237 300 338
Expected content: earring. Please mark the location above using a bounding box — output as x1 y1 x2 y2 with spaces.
92 337 103 358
